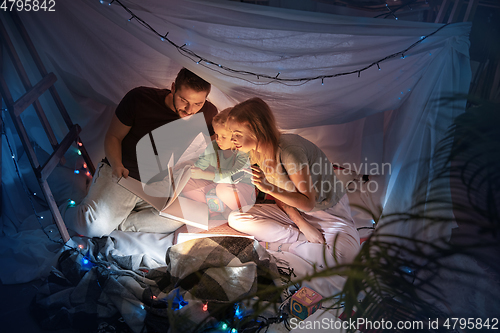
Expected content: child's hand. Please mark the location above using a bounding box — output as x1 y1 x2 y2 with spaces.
190 167 204 179
191 167 215 181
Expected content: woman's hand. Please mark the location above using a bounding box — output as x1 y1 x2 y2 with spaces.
298 221 325 244
246 165 274 193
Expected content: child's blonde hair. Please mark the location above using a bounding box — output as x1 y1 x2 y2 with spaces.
212 107 233 129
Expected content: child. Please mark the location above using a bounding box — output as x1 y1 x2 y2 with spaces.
181 108 255 214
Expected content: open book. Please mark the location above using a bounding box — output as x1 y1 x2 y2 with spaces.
118 155 209 230
118 114 212 230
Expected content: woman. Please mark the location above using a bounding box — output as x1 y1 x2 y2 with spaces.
227 97 360 268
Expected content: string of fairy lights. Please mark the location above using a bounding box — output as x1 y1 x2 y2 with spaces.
99 0 450 86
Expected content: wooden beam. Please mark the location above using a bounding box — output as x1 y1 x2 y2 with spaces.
447 0 464 23
13 73 57 117
10 13 74 128
435 0 451 23
40 180 71 243
38 124 81 182
463 0 478 21
0 74 40 169
0 18 59 150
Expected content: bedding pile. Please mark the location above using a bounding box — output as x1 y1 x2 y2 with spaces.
30 235 280 333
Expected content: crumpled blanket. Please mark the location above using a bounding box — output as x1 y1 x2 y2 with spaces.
30 236 280 333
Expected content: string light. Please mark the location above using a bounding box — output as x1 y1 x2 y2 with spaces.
101 0 449 86
1 111 58 242
74 170 80 174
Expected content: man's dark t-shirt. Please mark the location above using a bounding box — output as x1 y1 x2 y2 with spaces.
106 86 218 180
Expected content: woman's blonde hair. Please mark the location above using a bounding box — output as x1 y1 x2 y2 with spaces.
228 97 280 175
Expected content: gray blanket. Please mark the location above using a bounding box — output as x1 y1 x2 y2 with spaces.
31 236 280 333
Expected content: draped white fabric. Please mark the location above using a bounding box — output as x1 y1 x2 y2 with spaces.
1 0 470 280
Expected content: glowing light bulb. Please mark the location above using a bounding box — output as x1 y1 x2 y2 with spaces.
82 258 89 264
221 323 228 330
77 150 82 155
74 170 80 174
83 163 87 169
202 303 208 311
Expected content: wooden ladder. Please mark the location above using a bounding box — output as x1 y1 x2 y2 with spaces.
0 13 95 243
434 0 478 23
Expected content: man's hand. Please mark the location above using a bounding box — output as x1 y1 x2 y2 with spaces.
112 164 129 179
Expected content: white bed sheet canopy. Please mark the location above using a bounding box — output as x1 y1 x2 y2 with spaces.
1 0 471 280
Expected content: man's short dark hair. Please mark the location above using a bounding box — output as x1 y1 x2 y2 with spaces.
175 68 211 93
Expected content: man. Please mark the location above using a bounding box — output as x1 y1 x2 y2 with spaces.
64 68 218 237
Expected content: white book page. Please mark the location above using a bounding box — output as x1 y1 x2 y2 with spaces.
160 196 209 230
117 176 167 212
